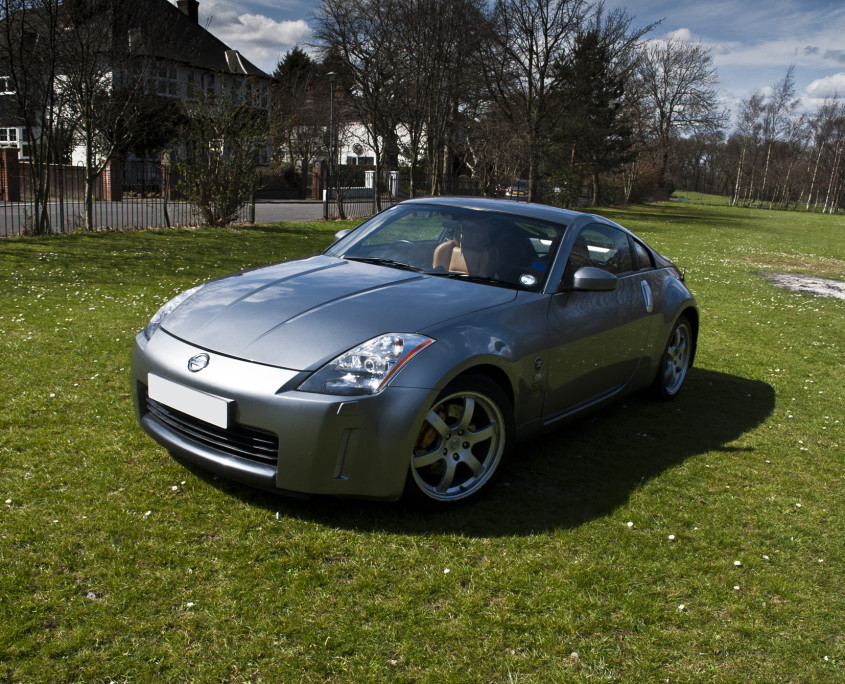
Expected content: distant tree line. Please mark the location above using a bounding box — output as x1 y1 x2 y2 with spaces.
670 69 844 213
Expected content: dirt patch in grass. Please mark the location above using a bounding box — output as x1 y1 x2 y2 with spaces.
737 254 845 279
756 272 845 300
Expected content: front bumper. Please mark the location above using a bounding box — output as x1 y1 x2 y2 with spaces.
131 331 437 500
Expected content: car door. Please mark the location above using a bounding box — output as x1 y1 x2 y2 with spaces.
543 222 654 418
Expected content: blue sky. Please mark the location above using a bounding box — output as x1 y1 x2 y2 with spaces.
176 0 845 116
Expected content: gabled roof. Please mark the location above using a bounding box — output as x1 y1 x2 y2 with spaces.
48 0 271 79
117 0 271 79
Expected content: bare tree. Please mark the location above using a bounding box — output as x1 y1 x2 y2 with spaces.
175 85 268 227
0 0 63 234
464 106 529 195
635 37 725 195
315 0 401 212
802 97 845 213
391 0 487 196
820 105 845 213
55 2 178 230
757 66 799 206
482 0 588 201
730 90 765 206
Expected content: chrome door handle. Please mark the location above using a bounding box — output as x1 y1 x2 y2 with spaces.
641 280 653 313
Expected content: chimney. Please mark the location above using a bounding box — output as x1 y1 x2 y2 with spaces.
177 0 199 23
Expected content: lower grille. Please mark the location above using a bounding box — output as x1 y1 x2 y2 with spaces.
144 393 279 467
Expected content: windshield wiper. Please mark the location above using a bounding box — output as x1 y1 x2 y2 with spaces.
344 256 422 272
427 271 518 289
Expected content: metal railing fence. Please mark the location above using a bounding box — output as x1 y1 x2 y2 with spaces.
1 160 200 237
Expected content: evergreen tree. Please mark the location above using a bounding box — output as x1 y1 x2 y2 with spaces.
553 28 634 205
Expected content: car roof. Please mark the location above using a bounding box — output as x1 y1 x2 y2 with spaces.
399 196 588 226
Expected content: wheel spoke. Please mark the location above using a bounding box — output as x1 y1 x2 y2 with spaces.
467 423 496 445
463 452 484 475
436 458 457 493
456 396 476 431
425 410 451 438
413 448 444 469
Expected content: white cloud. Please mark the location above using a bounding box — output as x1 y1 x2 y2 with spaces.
664 27 695 43
805 72 845 98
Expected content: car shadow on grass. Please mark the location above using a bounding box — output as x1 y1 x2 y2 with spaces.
185 367 775 537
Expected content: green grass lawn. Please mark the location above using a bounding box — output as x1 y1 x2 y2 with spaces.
1 205 843 682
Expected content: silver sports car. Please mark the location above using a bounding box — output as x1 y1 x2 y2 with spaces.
131 197 697 507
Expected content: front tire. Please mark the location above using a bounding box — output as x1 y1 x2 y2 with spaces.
653 315 693 399
405 374 512 508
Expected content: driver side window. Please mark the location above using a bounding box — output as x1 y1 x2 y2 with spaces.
568 224 633 275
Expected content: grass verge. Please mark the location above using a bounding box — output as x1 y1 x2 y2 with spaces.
1 207 843 682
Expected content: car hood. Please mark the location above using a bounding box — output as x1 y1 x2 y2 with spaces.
161 255 516 370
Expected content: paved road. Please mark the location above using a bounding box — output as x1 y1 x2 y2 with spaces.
253 200 326 223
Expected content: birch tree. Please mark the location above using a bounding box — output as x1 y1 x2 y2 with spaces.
757 66 798 206
730 91 764 205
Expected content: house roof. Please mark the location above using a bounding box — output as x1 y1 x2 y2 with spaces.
118 0 271 79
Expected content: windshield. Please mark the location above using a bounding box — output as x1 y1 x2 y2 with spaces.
325 204 567 290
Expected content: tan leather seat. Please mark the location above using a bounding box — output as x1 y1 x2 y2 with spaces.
432 221 497 276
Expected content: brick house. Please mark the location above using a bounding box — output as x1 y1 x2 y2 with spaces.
0 0 273 167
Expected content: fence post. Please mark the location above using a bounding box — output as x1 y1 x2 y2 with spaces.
390 170 399 198
297 158 307 199
101 159 123 201
0 149 21 202
312 163 323 200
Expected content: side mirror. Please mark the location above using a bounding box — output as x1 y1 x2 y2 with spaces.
570 266 618 292
333 229 351 243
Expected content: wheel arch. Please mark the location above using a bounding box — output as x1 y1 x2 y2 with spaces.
679 305 699 367
446 363 515 412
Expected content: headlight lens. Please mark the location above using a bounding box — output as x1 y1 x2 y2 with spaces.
143 285 203 340
299 333 434 395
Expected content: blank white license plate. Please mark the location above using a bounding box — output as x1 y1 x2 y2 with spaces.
148 374 233 429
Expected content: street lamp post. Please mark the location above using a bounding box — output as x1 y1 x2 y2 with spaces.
326 71 337 220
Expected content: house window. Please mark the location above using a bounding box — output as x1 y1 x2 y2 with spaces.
0 127 27 159
0 76 14 94
156 65 178 97
0 128 17 145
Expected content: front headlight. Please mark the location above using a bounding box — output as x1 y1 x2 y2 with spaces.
299 333 434 396
143 285 204 340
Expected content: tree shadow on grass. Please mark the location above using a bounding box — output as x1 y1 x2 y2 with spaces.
184 367 775 537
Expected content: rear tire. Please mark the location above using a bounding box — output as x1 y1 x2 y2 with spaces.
404 374 512 509
653 315 693 400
